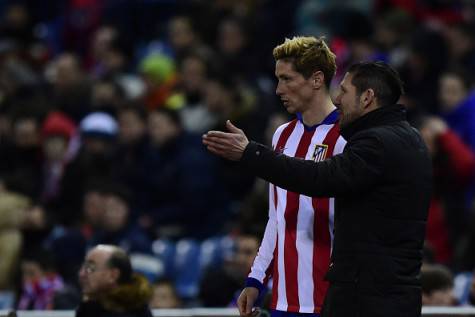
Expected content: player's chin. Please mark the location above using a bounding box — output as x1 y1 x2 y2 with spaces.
285 106 296 114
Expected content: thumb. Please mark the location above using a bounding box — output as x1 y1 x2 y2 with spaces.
226 120 242 133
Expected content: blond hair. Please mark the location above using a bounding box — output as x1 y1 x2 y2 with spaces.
273 36 336 88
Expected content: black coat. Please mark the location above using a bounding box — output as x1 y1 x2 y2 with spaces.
76 301 152 317
241 105 432 317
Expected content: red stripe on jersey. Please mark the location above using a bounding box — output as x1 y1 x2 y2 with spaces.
270 119 297 309
284 129 315 311
274 120 298 154
312 124 340 313
263 258 274 286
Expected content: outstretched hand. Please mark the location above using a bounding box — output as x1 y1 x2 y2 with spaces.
202 120 249 161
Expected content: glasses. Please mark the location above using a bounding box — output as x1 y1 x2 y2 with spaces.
81 262 106 274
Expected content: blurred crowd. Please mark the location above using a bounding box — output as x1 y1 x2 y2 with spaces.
0 0 474 311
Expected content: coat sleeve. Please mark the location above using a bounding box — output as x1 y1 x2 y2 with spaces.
241 132 385 197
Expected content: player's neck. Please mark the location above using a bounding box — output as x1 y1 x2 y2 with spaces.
300 95 336 126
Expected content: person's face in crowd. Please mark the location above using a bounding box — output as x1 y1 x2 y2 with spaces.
13 118 39 148
118 110 146 144
204 80 233 114
334 72 364 129
102 49 126 74
83 137 111 155
83 190 106 227
180 56 207 95
21 260 44 284
168 17 194 51
233 235 260 278
92 81 120 109
92 26 117 60
43 136 68 161
275 60 316 115
102 195 128 232
78 246 118 298
444 25 473 60
149 282 181 309
232 235 259 279
218 19 246 55
148 112 180 147
439 74 467 112
5 4 29 30
53 54 82 88
422 287 455 306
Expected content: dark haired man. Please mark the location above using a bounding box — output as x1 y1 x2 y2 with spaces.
77 244 153 317
203 61 432 317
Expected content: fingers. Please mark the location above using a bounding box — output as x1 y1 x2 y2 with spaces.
205 145 225 157
226 120 243 134
245 294 253 315
202 133 229 144
237 295 246 316
205 130 233 138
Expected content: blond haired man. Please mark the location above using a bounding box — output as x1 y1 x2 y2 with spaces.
235 36 346 317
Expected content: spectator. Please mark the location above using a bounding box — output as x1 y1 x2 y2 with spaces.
77 244 153 317
421 264 456 306
199 229 260 307
439 68 475 152
142 108 229 239
0 190 36 289
46 53 92 122
88 183 152 254
149 279 182 309
417 116 475 264
40 111 77 205
18 249 65 310
56 112 119 226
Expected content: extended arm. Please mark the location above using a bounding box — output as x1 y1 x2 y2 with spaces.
241 133 384 197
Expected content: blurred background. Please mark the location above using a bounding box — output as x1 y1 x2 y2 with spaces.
0 0 474 312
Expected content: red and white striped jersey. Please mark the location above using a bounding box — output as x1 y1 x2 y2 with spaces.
248 111 346 313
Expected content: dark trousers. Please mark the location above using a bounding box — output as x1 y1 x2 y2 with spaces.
321 281 422 317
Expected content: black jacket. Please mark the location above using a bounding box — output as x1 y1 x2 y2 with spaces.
241 105 432 317
76 274 153 317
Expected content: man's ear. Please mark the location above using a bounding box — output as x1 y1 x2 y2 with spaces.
360 88 375 109
312 71 325 89
109 268 121 284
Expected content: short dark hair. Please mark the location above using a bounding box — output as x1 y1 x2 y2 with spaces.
106 248 133 284
151 107 182 128
347 61 404 107
421 264 453 295
442 67 474 91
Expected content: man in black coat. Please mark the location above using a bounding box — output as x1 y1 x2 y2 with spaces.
76 244 153 317
203 61 432 317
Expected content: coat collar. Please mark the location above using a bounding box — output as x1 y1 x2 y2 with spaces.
340 104 407 140
98 274 152 313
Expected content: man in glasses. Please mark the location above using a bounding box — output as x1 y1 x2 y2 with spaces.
77 244 153 317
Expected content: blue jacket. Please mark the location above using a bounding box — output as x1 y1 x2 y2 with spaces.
443 92 475 153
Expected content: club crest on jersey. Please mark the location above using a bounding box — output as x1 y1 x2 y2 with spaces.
312 144 328 162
